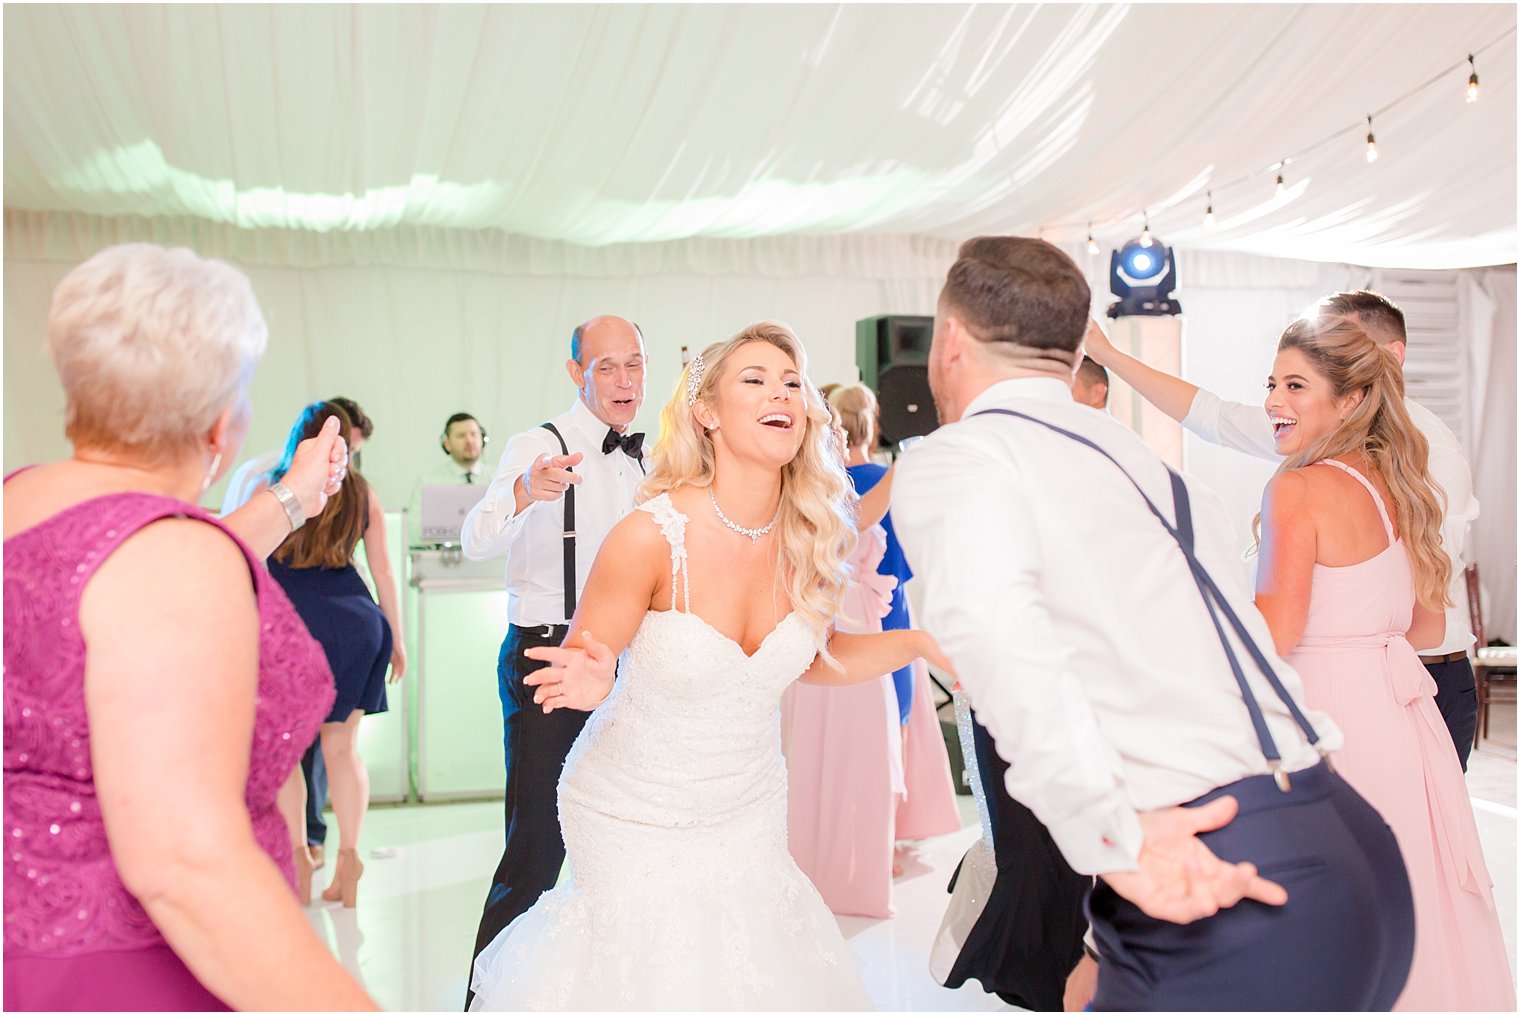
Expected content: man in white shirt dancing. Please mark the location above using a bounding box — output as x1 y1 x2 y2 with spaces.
893 237 1414 1010
459 316 648 1005
1084 294 1481 768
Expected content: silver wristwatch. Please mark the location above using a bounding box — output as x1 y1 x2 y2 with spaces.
268 481 306 532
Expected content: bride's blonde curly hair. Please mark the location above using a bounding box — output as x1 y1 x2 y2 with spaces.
640 322 857 649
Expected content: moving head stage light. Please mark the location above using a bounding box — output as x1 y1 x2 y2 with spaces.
1107 236 1181 318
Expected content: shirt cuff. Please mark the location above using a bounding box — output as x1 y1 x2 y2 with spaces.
1045 801 1145 876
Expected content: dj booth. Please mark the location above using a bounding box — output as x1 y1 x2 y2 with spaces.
346 499 514 804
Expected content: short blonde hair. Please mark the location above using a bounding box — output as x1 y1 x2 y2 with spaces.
828 384 878 450
45 243 268 460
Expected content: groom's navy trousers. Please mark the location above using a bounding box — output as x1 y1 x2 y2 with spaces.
1087 762 1414 1012
467 623 589 1006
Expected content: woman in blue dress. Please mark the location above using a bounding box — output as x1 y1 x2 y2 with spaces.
263 400 405 908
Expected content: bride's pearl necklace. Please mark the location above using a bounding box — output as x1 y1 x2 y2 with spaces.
709 489 781 545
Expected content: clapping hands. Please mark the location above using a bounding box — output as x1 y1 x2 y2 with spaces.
523 631 616 713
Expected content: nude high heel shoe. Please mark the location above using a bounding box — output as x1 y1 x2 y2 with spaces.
321 848 364 908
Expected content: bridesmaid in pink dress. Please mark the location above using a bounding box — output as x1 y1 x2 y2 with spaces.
780 403 906 917
781 521 905 916
1255 315 1513 1011
4 243 372 1010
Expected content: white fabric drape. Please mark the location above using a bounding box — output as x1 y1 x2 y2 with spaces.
1461 266 1518 643
4 4 1515 267
10 212 1507 583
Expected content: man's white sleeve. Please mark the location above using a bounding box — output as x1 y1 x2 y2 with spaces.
893 434 1143 875
1182 389 1278 460
460 429 557 561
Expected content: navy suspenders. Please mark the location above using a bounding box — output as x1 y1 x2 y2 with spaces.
970 408 1328 790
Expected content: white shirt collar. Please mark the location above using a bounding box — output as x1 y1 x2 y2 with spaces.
962 375 1074 418
566 396 615 443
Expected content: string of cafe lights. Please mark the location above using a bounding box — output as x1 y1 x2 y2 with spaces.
1042 25 1517 252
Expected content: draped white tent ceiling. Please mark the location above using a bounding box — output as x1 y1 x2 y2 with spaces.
4 3 1516 269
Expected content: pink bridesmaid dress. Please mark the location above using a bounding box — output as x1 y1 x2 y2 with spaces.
1285 460 1513 1012
781 523 906 917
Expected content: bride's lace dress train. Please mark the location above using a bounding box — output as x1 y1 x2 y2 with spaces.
469 496 873 1011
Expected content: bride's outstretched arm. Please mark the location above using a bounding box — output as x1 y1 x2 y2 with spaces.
798 629 953 686
523 512 665 712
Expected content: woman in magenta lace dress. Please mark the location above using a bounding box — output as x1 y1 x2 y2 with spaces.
3 244 373 1010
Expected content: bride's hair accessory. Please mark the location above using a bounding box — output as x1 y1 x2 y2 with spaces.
686 353 706 406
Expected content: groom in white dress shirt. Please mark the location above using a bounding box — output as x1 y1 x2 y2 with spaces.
459 316 648 1005
892 237 1414 1010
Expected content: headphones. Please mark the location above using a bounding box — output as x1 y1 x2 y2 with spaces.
440 414 490 455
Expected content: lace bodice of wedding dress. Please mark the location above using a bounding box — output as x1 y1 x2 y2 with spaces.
470 494 872 1011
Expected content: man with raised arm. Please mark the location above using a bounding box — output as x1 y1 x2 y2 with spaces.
1084 293 1481 768
458 316 649 1006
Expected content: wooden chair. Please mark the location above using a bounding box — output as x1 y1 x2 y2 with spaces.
1465 563 1517 749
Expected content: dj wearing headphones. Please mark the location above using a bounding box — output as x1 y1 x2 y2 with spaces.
407 412 496 544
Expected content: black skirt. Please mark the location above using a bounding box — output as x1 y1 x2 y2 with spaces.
942 714 1091 1012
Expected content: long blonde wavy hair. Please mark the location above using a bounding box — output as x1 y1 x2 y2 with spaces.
1254 316 1451 609
640 322 857 646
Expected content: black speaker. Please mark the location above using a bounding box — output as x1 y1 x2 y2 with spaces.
855 315 936 445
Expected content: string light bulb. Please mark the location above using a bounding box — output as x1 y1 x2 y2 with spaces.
1365 116 1378 163
1275 162 1286 197
1139 212 1153 247
1086 224 1099 255
1204 191 1216 229
1467 54 1480 103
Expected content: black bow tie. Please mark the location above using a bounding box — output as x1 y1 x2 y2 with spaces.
603 428 645 460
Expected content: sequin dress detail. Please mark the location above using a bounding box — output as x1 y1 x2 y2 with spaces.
469 494 872 1011
3 489 334 1011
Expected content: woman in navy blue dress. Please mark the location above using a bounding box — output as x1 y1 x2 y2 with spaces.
265 401 405 908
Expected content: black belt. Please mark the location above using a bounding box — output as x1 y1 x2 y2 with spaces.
510 623 571 640
1418 650 1468 665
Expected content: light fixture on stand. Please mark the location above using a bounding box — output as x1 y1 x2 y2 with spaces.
1108 233 1180 318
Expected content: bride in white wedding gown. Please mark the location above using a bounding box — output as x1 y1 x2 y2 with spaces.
469 323 950 1012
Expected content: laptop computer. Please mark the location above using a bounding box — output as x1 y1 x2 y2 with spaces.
419 483 489 544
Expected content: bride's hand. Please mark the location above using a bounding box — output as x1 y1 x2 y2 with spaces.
917 631 956 678
523 631 616 713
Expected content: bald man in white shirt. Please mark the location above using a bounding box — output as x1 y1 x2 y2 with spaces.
1083 295 1481 769
459 316 649 1004
893 237 1414 1011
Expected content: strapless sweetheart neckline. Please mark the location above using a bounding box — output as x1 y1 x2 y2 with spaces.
644 607 806 661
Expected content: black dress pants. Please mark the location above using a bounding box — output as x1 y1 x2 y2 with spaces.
1088 762 1415 1012
465 624 589 1008
1426 655 1479 770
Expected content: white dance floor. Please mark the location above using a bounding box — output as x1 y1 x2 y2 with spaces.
307 717 1517 1012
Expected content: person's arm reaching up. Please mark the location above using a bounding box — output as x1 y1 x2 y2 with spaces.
1084 318 1279 460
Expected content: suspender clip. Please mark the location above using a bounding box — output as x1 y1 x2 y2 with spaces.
1316 746 1335 774
562 530 577 539
1268 760 1291 793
